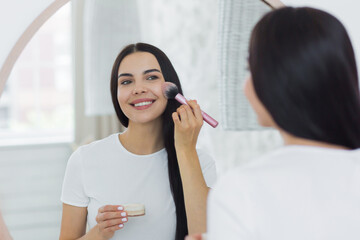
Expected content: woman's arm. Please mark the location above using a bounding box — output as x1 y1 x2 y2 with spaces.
172 100 209 234
59 204 90 240
60 204 128 240
176 147 210 234
0 211 12 240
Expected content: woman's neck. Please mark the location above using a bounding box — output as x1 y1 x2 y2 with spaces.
119 119 164 155
279 129 349 150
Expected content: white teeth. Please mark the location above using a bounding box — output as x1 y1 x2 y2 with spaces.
134 101 153 107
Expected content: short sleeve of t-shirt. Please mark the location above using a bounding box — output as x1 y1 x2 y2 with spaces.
61 148 89 207
197 148 217 188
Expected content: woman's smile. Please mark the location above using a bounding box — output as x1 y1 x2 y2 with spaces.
130 98 156 110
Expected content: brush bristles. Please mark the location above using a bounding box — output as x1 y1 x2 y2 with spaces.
162 82 179 99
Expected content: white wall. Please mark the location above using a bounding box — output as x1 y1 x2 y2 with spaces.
0 143 72 239
0 0 54 69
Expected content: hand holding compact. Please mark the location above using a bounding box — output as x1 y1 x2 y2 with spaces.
95 205 128 240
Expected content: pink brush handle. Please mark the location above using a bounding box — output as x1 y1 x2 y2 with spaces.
175 94 218 128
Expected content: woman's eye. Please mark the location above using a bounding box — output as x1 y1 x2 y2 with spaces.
147 75 159 80
121 80 132 85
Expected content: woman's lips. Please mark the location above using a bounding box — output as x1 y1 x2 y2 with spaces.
130 99 155 110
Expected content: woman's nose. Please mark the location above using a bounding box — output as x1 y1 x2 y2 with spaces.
132 85 147 95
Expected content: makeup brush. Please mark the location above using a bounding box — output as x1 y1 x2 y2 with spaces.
162 82 219 128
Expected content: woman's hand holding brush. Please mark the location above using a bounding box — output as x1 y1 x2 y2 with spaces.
162 82 218 128
172 100 203 150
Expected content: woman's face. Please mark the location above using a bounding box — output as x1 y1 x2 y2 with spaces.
244 74 275 127
117 52 167 125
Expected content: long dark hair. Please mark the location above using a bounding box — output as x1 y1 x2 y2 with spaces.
249 7 360 149
110 43 187 239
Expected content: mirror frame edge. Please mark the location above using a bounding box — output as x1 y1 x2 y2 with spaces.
262 0 286 9
0 0 71 98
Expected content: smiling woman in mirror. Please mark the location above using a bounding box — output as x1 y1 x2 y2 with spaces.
59 43 217 240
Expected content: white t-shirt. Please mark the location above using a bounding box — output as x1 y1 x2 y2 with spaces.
208 145 360 240
61 133 217 240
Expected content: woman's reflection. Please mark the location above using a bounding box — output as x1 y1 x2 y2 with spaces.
59 43 216 240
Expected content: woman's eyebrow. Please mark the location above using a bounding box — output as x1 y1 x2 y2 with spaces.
143 69 161 74
118 69 160 79
118 73 133 79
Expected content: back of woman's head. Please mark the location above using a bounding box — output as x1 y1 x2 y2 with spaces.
249 7 360 149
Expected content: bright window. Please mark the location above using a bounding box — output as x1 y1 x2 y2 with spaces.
0 3 73 145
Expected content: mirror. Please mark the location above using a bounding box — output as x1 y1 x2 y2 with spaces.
0 0 283 239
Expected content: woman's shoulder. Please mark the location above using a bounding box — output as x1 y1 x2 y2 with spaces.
74 134 118 154
212 147 289 188
67 134 120 165
215 145 360 191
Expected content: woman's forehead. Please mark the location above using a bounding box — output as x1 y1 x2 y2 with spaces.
118 52 161 74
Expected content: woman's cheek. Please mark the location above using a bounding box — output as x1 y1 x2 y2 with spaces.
151 82 165 100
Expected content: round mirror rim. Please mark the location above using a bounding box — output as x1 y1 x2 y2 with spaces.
0 0 286 99
0 0 70 98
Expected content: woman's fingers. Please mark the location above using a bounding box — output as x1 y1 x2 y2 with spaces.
104 223 124 233
96 211 128 222
187 100 203 124
100 217 127 229
177 105 189 125
173 100 203 149
96 205 127 238
174 100 202 127
98 219 125 234
183 104 197 126
96 205 128 231
172 112 180 125
98 205 124 213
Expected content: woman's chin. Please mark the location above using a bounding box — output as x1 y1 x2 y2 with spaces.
129 116 162 125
